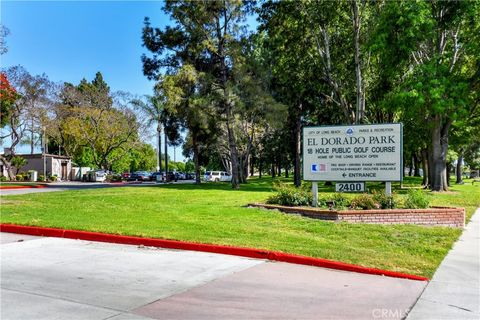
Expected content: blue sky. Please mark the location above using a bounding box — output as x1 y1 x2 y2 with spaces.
1 1 258 161
1 1 166 96
1 1 177 158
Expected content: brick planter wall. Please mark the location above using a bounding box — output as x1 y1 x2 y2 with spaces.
249 204 465 228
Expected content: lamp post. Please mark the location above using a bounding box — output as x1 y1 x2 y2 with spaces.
42 126 46 179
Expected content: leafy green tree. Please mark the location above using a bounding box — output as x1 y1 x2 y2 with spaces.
142 0 253 189
51 73 141 170
372 0 480 191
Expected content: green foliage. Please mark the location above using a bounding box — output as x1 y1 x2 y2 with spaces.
37 175 45 182
0 175 8 182
350 193 378 210
317 193 350 210
405 189 430 209
267 181 312 206
105 174 122 183
15 174 23 181
372 190 397 209
10 156 27 174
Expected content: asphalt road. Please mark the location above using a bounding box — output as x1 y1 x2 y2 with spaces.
1 233 426 320
0 180 194 196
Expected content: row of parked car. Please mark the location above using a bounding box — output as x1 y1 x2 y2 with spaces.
83 169 233 183
124 171 196 182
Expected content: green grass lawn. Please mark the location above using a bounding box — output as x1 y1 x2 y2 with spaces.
1 177 478 278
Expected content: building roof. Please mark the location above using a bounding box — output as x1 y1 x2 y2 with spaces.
16 153 72 160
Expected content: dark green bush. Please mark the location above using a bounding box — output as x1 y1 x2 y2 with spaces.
267 182 312 206
318 193 350 209
350 193 378 210
404 189 430 209
106 174 122 182
15 174 24 181
372 190 397 209
38 175 45 182
0 175 8 182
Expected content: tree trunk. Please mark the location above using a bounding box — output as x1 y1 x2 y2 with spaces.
238 154 246 184
285 165 289 178
0 155 15 180
421 149 429 187
157 126 162 178
352 0 365 124
226 118 240 189
430 116 450 191
30 118 35 154
164 132 169 181
271 163 276 178
193 133 201 184
293 103 302 187
250 154 254 177
456 155 463 184
258 156 262 179
446 162 451 187
413 153 421 177
408 156 413 177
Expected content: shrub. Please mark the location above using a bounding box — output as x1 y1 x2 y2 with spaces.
350 193 378 210
15 174 24 181
0 175 8 182
404 189 430 209
372 190 397 209
38 175 45 182
48 175 58 182
318 193 350 210
106 174 122 182
267 182 312 206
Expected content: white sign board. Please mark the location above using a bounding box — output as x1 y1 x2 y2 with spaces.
303 123 402 182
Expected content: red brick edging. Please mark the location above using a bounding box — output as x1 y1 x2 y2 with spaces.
0 185 48 190
0 223 428 282
250 204 465 228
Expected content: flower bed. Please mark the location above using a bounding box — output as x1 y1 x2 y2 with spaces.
249 203 465 228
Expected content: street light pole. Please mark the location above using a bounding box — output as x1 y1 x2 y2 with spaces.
42 126 46 179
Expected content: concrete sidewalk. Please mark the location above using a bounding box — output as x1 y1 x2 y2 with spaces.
407 208 480 320
1 233 426 320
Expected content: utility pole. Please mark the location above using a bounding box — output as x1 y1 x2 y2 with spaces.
42 126 46 179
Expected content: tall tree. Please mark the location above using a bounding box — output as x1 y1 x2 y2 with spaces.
373 0 480 191
142 0 252 189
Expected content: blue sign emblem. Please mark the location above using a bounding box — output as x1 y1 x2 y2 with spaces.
311 164 318 172
346 128 354 135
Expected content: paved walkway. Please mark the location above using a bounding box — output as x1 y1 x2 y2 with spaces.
1 233 426 320
407 208 480 320
0 180 194 196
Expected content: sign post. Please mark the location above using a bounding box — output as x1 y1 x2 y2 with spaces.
312 182 318 207
303 123 402 195
385 181 392 196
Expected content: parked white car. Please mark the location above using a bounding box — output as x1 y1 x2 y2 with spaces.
204 171 232 182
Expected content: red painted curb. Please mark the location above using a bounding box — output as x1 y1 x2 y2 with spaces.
0 223 429 282
0 185 48 190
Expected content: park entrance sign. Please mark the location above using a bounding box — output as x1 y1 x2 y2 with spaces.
303 123 403 182
303 123 403 204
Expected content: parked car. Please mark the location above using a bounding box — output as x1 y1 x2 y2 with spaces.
128 171 150 181
186 172 195 180
177 172 186 180
121 172 130 179
166 171 178 182
84 169 108 182
204 171 232 182
150 172 163 181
